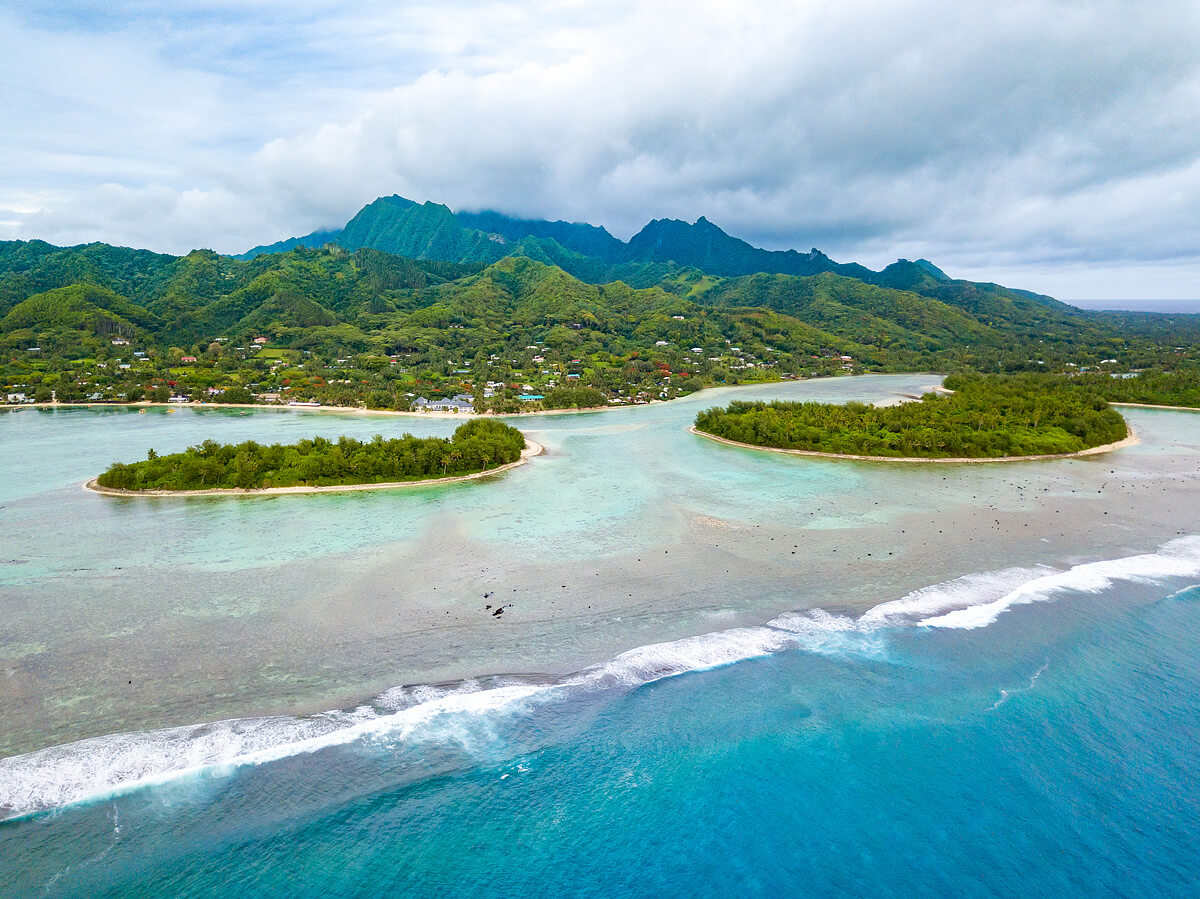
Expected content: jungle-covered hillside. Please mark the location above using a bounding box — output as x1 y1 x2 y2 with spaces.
3 196 1199 412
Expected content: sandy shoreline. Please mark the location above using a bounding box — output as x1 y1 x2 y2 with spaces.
1110 401 1200 413
687 423 1140 463
84 439 545 497
3 400 630 420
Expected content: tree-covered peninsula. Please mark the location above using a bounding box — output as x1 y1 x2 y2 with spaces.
693 375 1130 459
95 419 527 491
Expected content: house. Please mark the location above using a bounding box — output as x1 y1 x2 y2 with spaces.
181 356 197 363
167 395 189 403
111 338 129 346
252 337 269 345
412 396 474 412
6 392 28 403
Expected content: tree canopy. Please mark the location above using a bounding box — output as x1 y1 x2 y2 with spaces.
694 374 1129 458
96 418 527 491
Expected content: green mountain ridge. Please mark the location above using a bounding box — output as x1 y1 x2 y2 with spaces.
236 195 987 299
2 239 1186 371
3 200 1198 410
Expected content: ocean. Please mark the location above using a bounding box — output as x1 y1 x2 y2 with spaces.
1067 298 1200 314
2 376 1199 896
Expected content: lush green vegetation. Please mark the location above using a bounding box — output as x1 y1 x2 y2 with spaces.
4 195 1200 414
694 375 1129 458
540 386 607 409
1064 369 1200 409
95 419 527 491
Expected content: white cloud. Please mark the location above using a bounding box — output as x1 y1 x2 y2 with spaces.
2 0 1200 297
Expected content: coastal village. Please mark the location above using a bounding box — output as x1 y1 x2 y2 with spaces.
2 324 1159 412
1 327 852 412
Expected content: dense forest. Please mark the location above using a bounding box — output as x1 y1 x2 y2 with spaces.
693 375 1129 458
1063 369 1200 409
3 195 1200 414
95 419 527 491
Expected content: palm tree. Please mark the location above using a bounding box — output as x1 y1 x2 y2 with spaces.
442 450 462 475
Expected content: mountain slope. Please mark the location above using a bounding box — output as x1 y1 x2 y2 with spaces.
336 197 509 264
621 216 874 280
3 283 157 336
692 271 1000 354
5 240 1199 412
229 194 1079 338
453 210 625 261
238 230 341 260
231 197 887 287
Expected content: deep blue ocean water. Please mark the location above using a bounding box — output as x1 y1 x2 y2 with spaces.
3 559 1199 897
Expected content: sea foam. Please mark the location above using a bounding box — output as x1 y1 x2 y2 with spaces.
920 536 1200 629
4 536 1199 819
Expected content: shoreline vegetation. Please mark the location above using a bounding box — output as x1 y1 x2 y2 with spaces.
86 439 543 496
688 424 1137 463
90 419 535 495
693 374 1135 462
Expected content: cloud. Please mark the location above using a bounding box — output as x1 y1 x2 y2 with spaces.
2 0 1199 297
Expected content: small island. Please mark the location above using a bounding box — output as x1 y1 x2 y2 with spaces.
89 419 536 495
692 374 1135 461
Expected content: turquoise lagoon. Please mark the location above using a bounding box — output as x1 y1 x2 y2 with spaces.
2 375 1199 896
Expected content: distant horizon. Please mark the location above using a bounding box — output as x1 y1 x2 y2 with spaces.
1065 298 1200 313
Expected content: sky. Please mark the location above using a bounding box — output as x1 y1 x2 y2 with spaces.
1 0 1198 299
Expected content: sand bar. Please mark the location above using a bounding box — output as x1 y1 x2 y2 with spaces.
1110 402 1200 413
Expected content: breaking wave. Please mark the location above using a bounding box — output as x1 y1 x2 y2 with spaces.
3 536 1198 820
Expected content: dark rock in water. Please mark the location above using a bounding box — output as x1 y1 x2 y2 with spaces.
492 607 504 617
485 604 492 610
